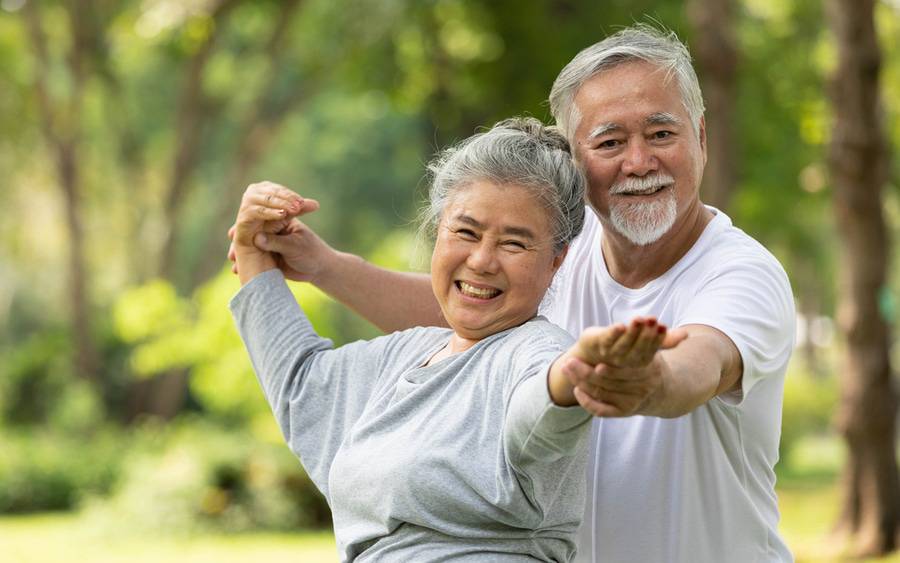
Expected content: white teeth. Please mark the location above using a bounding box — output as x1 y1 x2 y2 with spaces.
458 281 500 299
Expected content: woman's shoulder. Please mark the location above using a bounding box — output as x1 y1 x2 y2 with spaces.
496 317 574 353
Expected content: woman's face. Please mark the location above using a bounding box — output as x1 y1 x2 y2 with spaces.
431 181 566 341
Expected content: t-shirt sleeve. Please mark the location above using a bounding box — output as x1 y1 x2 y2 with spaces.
229 269 389 498
502 324 591 469
677 254 796 403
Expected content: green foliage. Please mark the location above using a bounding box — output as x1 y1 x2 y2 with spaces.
0 430 123 513
0 330 72 425
779 362 839 469
87 419 329 534
112 268 339 422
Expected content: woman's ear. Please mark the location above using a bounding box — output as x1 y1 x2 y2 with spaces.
551 245 569 273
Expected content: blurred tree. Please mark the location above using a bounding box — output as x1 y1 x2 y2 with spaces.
688 0 738 212
23 0 97 382
826 0 899 556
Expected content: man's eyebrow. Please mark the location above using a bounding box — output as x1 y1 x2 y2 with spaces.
588 123 620 139
452 214 536 241
646 112 682 126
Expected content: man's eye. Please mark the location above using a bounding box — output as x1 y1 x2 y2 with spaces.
455 228 477 239
652 131 673 140
597 139 620 149
503 240 527 250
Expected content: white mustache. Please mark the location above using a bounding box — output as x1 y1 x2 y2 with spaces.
610 174 675 195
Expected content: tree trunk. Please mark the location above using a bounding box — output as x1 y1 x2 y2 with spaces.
25 0 98 382
826 0 900 556
687 0 738 212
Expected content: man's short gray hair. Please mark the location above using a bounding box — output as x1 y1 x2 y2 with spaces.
549 24 705 143
422 116 586 254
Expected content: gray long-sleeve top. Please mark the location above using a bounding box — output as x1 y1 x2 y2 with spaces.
230 270 592 562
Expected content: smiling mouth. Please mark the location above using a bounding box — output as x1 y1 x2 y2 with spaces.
456 281 502 300
618 183 671 197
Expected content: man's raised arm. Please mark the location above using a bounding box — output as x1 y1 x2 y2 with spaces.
228 185 445 333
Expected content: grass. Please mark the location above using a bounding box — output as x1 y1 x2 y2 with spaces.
0 513 338 563
2 435 898 563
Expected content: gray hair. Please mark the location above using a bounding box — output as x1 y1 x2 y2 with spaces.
549 24 705 143
422 116 585 254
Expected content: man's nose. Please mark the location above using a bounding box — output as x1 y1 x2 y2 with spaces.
621 139 658 176
466 242 499 273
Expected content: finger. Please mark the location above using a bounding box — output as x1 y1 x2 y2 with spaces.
295 198 320 216
626 322 665 365
607 318 644 361
281 218 305 235
576 324 625 364
254 231 299 254
262 218 292 234
562 356 595 386
661 327 689 349
594 378 654 396
573 387 625 417
246 191 301 215
243 205 289 221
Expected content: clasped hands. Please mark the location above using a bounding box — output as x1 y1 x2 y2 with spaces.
558 319 688 417
228 181 330 285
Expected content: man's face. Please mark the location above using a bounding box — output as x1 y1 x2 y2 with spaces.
571 61 707 246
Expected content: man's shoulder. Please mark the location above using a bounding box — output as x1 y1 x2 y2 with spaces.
690 210 789 280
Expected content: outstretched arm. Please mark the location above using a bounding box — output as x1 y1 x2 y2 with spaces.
228 182 446 332
562 322 740 418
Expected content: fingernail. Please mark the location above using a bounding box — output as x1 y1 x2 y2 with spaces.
257 234 267 244
647 319 656 327
658 325 666 334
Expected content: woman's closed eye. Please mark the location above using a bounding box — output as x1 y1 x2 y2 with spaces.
502 240 528 250
454 228 479 240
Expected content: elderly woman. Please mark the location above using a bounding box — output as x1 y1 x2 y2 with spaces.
229 118 677 562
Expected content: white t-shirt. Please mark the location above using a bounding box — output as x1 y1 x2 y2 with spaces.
541 207 796 563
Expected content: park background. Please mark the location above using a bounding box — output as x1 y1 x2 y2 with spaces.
1 0 899 561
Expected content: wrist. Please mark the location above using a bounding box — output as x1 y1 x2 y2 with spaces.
235 248 277 285
548 353 579 407
636 356 670 417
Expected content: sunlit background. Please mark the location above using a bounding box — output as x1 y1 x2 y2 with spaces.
1 0 899 561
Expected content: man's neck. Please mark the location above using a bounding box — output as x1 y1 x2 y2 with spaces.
600 202 714 289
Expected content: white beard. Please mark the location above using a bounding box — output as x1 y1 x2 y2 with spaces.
607 174 678 246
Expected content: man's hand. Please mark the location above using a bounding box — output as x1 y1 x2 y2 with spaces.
564 318 687 417
229 216 337 283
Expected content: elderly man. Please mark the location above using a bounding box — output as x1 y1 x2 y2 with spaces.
233 25 795 563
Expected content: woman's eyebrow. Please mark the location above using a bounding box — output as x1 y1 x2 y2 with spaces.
453 214 536 241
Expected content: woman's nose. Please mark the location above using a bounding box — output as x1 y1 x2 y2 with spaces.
466 242 499 273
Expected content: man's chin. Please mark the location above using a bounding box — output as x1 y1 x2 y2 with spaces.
609 200 677 246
